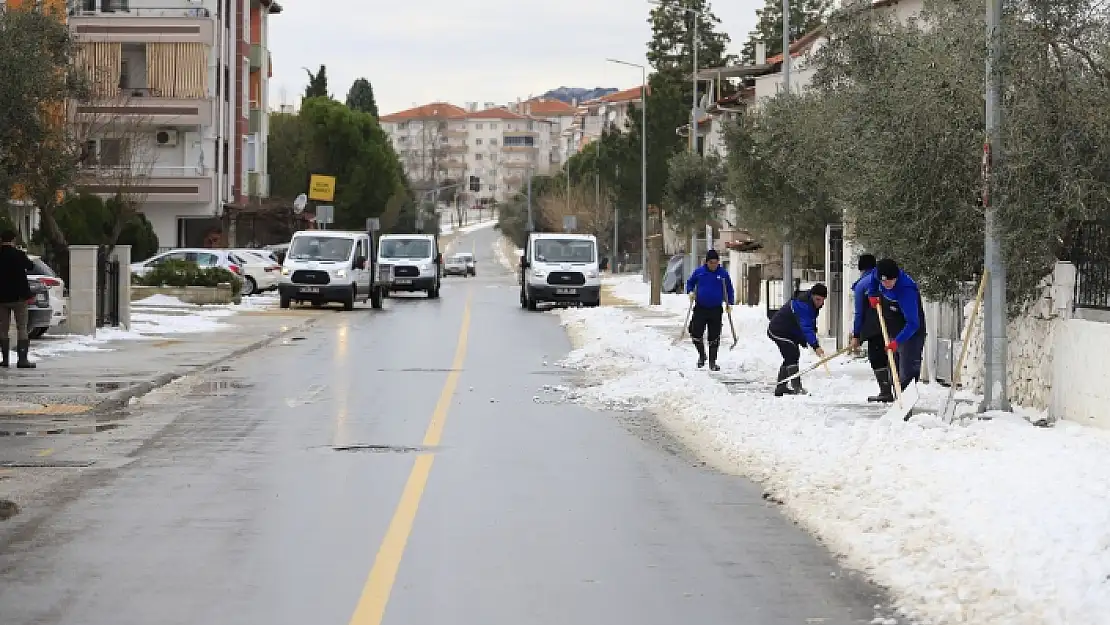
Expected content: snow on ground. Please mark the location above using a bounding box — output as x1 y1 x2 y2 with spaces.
554 274 1110 625
31 292 279 359
439 218 498 235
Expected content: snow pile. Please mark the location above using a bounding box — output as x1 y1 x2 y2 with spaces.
554 275 1110 625
440 218 497 235
132 294 194 307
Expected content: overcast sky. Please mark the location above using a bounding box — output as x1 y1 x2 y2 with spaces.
268 0 764 115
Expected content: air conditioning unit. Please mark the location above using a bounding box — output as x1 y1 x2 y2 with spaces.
155 129 178 147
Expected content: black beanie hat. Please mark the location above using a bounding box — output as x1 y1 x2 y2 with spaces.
858 254 877 271
810 283 828 298
877 258 900 281
705 249 720 262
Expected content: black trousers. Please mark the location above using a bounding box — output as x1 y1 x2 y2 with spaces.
689 305 723 345
865 336 886 370
767 330 800 366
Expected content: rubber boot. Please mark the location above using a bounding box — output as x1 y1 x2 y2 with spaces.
867 368 895 403
16 340 35 369
708 341 720 371
789 364 807 395
774 364 797 396
692 338 707 368
0 339 8 368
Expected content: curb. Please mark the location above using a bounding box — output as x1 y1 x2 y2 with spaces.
90 316 320 415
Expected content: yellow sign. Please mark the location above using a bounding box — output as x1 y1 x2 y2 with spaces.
308 174 336 202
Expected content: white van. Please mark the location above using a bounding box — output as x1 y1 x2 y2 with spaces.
279 230 375 310
377 233 442 299
519 232 601 310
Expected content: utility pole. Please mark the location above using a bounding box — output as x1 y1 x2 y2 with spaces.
781 0 794 299
982 0 1008 411
526 171 535 232
688 10 700 277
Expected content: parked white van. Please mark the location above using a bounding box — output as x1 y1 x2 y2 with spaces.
279 230 378 310
377 233 442 299
519 232 601 310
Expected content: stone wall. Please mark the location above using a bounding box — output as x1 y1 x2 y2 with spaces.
131 285 240 306
961 263 1075 414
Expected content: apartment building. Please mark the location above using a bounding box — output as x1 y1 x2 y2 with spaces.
561 86 647 160
380 102 556 204
510 97 576 170
67 0 281 250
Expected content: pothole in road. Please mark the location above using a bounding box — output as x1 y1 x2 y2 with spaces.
331 444 437 454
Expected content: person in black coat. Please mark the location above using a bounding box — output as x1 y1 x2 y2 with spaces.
0 230 37 368
767 284 827 396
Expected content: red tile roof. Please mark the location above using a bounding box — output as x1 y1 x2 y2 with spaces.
523 98 576 116
597 85 650 103
765 27 826 65
466 107 530 120
379 102 467 122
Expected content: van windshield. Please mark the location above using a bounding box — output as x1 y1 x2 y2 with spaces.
534 239 595 263
380 238 432 259
288 236 354 261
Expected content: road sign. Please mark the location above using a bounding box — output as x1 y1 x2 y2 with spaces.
365 217 380 232
308 174 336 202
315 205 334 224
563 215 577 232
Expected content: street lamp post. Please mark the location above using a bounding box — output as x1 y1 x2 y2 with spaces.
781 0 794 299
606 58 649 283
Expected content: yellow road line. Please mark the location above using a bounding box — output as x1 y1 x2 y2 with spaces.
37 448 53 457
346 290 473 625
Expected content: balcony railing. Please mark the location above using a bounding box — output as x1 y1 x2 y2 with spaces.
80 165 207 178
68 2 212 18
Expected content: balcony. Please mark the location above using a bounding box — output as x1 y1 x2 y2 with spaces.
76 165 213 204
444 145 468 154
503 130 540 138
249 44 264 71
248 171 269 198
69 3 216 45
501 144 538 153
73 93 213 127
249 106 263 134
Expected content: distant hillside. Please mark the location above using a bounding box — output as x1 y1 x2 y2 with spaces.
540 86 619 104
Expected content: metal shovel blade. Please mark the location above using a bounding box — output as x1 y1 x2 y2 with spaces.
881 380 920 422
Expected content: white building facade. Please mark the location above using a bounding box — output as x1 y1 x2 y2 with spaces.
68 0 280 252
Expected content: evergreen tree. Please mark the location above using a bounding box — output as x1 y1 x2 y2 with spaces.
739 0 832 65
345 78 379 117
303 65 329 99
646 0 735 81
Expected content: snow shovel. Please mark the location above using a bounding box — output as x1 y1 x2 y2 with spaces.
673 292 695 346
940 270 988 423
876 301 917 421
777 345 853 386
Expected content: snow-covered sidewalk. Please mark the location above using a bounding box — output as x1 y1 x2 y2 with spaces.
439 218 498 236
30 292 278 359
554 275 1110 625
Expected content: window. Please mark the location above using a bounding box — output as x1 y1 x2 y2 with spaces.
379 238 432 259
246 135 257 171
190 252 219 267
288 236 355 261
489 138 498 145
503 136 535 148
475 138 482 145
96 138 131 167
534 239 596 263
475 153 483 160
489 123 498 129
475 123 483 130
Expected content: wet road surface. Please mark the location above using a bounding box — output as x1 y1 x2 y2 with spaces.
0 225 891 624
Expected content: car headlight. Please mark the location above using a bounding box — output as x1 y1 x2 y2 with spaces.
531 269 546 278
281 267 290 276
586 270 599 279
420 262 433 272
334 269 347 279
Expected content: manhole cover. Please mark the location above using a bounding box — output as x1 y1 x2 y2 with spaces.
331 444 435 454
0 459 96 468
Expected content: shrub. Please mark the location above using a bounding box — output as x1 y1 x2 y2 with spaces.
134 259 243 292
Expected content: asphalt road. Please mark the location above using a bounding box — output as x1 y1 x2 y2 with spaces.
0 224 892 625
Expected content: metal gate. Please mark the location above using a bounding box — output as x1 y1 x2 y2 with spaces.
827 225 845 349
96 246 121 327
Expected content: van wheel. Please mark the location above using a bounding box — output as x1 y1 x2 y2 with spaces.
280 296 291 309
29 327 47 339
527 297 538 311
343 285 356 311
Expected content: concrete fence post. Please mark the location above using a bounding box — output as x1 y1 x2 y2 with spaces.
67 245 98 336
110 245 131 330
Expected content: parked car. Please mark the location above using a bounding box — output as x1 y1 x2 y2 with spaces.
26 280 52 339
264 243 290 264
443 254 469 277
130 248 251 293
231 249 282 294
26 255 67 338
455 252 476 276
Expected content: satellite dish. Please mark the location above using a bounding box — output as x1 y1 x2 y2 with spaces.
293 193 307 214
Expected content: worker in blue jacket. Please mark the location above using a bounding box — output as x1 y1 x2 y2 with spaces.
685 250 735 371
874 258 927 391
767 283 827 396
847 254 896 402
